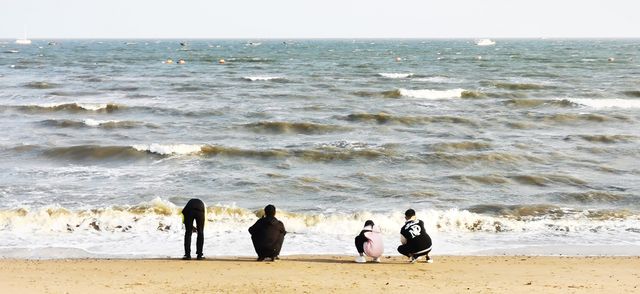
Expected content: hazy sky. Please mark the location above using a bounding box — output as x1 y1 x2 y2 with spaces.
2 0 639 38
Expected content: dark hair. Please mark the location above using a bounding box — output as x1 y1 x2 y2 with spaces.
364 220 374 227
264 204 276 217
405 209 416 218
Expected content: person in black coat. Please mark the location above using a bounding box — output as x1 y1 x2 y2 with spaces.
398 208 433 263
248 204 286 261
182 198 206 260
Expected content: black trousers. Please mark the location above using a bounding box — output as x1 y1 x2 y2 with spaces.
354 235 367 254
252 234 285 259
397 243 431 258
184 212 205 256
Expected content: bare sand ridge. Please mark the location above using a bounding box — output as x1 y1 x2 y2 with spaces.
0 255 638 293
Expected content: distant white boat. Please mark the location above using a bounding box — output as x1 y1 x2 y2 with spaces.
15 27 31 45
475 39 496 46
15 38 31 45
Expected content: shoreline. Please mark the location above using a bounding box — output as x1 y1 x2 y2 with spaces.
2 244 640 259
0 255 638 293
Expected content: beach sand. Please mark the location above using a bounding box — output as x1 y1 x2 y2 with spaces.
0 256 638 293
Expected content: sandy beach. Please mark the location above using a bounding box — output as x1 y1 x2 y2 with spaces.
0 255 638 293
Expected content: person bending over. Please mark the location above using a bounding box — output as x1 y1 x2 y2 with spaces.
354 220 384 263
182 198 206 260
398 209 433 263
248 204 286 261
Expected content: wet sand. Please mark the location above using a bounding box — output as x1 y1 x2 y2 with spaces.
0 255 638 293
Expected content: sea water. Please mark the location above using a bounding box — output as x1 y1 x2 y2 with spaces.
1 39 639 258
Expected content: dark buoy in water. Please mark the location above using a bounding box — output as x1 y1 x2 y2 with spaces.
608 57 615 62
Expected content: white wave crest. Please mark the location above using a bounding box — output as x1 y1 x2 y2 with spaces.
243 76 285 81
399 88 466 99
83 119 120 127
567 98 640 109
1 200 639 257
132 143 203 155
378 73 414 79
2 202 637 237
76 103 110 111
33 103 112 111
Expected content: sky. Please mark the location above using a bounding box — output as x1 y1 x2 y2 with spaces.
2 0 639 39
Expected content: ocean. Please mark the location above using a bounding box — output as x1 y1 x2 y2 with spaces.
1 39 639 258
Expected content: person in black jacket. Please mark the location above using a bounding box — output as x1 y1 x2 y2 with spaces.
248 204 286 261
398 208 433 263
182 198 206 260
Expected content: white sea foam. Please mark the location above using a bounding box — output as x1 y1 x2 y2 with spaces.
83 119 120 127
242 76 285 81
399 88 466 99
132 143 203 155
1 199 638 258
567 98 640 109
378 73 414 79
75 103 110 111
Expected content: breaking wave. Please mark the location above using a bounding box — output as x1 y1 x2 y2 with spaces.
398 88 466 99
43 145 153 161
468 204 564 218
12 103 124 113
378 73 414 79
1 198 638 236
39 119 146 129
352 89 472 99
3 103 224 118
35 142 396 162
242 76 288 82
132 144 204 155
201 143 394 161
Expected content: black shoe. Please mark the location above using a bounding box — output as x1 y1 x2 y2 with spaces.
182 255 191 260
196 255 205 260
256 257 265 261
274 256 280 260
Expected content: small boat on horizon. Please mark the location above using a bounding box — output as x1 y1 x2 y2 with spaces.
15 38 32 45
475 39 496 46
15 26 32 45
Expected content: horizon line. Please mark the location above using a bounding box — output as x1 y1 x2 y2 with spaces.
3 36 640 40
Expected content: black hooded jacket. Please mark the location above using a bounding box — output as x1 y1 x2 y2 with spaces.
248 216 286 249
